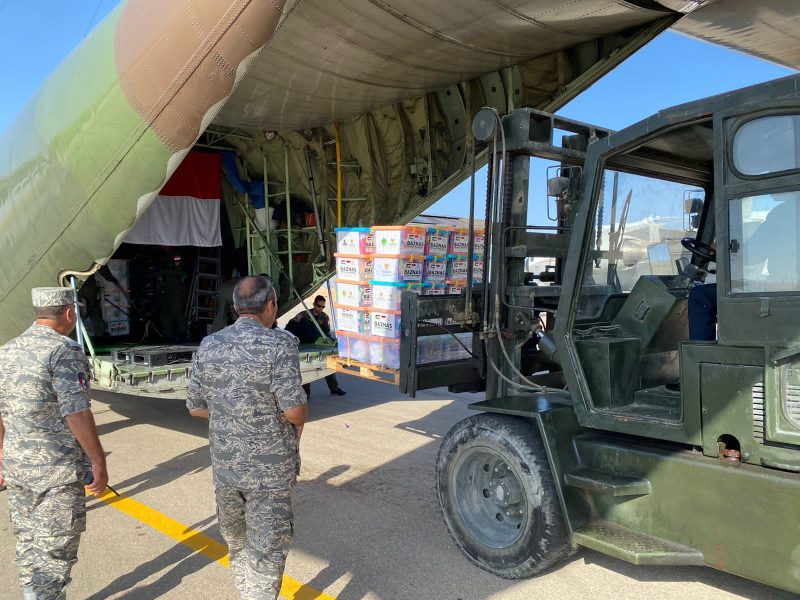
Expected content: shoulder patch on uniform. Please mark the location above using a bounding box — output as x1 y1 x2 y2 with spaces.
77 371 89 390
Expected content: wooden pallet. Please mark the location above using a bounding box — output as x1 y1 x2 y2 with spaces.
326 355 400 385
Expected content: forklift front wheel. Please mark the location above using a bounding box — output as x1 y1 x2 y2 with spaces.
436 413 570 579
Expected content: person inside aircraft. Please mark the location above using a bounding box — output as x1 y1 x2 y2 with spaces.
156 248 188 342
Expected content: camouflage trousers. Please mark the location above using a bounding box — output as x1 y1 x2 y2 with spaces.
216 485 294 600
7 481 86 600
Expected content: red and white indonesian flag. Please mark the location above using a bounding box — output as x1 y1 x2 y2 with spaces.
125 152 222 247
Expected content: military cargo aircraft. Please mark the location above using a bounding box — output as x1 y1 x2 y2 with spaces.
1 0 798 396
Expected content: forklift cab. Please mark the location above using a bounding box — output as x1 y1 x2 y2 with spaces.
433 77 800 594
557 77 800 464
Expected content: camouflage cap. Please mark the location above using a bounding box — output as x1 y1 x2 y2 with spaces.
31 287 76 308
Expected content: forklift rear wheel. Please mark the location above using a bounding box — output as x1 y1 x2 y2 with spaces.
436 413 570 578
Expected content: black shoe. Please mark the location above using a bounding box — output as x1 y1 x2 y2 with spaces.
331 388 347 396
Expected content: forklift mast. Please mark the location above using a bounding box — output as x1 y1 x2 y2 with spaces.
403 74 800 595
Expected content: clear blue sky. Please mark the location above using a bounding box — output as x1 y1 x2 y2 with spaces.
0 2 794 218
0 1 119 133
430 31 794 219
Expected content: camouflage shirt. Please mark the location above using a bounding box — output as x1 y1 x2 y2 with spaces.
0 324 92 492
187 317 307 492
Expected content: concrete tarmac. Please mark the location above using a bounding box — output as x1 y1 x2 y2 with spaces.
0 374 795 599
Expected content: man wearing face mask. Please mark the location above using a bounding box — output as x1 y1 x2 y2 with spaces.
0 287 108 600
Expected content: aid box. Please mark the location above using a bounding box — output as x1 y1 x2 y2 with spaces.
336 330 371 363
335 306 371 334
336 280 371 308
423 256 448 283
335 254 373 282
369 337 401 370
473 230 485 255
371 308 402 339
446 255 484 281
421 282 447 296
372 225 428 255
425 228 451 257
372 254 424 283
334 227 372 255
370 281 423 310
446 280 466 295
449 229 471 255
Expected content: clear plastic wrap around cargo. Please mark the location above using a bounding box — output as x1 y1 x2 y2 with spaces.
334 227 372 255
336 306 371 334
335 254 373 282
336 280 371 308
416 332 472 365
425 228 451 257
369 337 400 369
336 330 371 362
372 255 424 283
372 225 428 255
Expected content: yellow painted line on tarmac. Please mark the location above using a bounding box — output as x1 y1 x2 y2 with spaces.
94 490 337 600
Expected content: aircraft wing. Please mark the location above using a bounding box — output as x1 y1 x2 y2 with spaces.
673 1 800 69
0 0 797 342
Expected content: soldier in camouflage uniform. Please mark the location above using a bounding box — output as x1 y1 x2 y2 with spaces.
0 287 108 600
187 276 307 600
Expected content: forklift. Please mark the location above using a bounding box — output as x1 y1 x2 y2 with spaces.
399 74 800 593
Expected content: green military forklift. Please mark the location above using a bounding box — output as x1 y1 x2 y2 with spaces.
399 74 800 593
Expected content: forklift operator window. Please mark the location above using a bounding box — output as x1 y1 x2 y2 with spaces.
729 190 800 293
575 168 699 319
732 115 800 177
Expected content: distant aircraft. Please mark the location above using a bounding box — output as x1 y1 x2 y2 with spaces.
1 0 798 343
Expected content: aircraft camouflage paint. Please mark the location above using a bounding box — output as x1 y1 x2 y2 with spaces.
1 0 798 343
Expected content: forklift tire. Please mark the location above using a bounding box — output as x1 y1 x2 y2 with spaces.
436 413 570 579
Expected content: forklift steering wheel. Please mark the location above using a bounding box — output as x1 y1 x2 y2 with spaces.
681 237 716 262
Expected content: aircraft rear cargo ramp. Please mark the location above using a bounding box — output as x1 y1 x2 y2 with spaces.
2 0 800 343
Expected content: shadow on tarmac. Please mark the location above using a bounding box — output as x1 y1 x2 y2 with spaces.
85 518 225 599
88 381 790 600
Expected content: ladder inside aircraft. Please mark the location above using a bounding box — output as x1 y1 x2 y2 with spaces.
185 247 221 332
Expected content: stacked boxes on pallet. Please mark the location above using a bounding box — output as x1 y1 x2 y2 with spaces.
334 224 482 370
334 228 373 363
422 226 449 298
96 259 131 336
368 225 429 369
445 227 484 294
420 225 481 364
